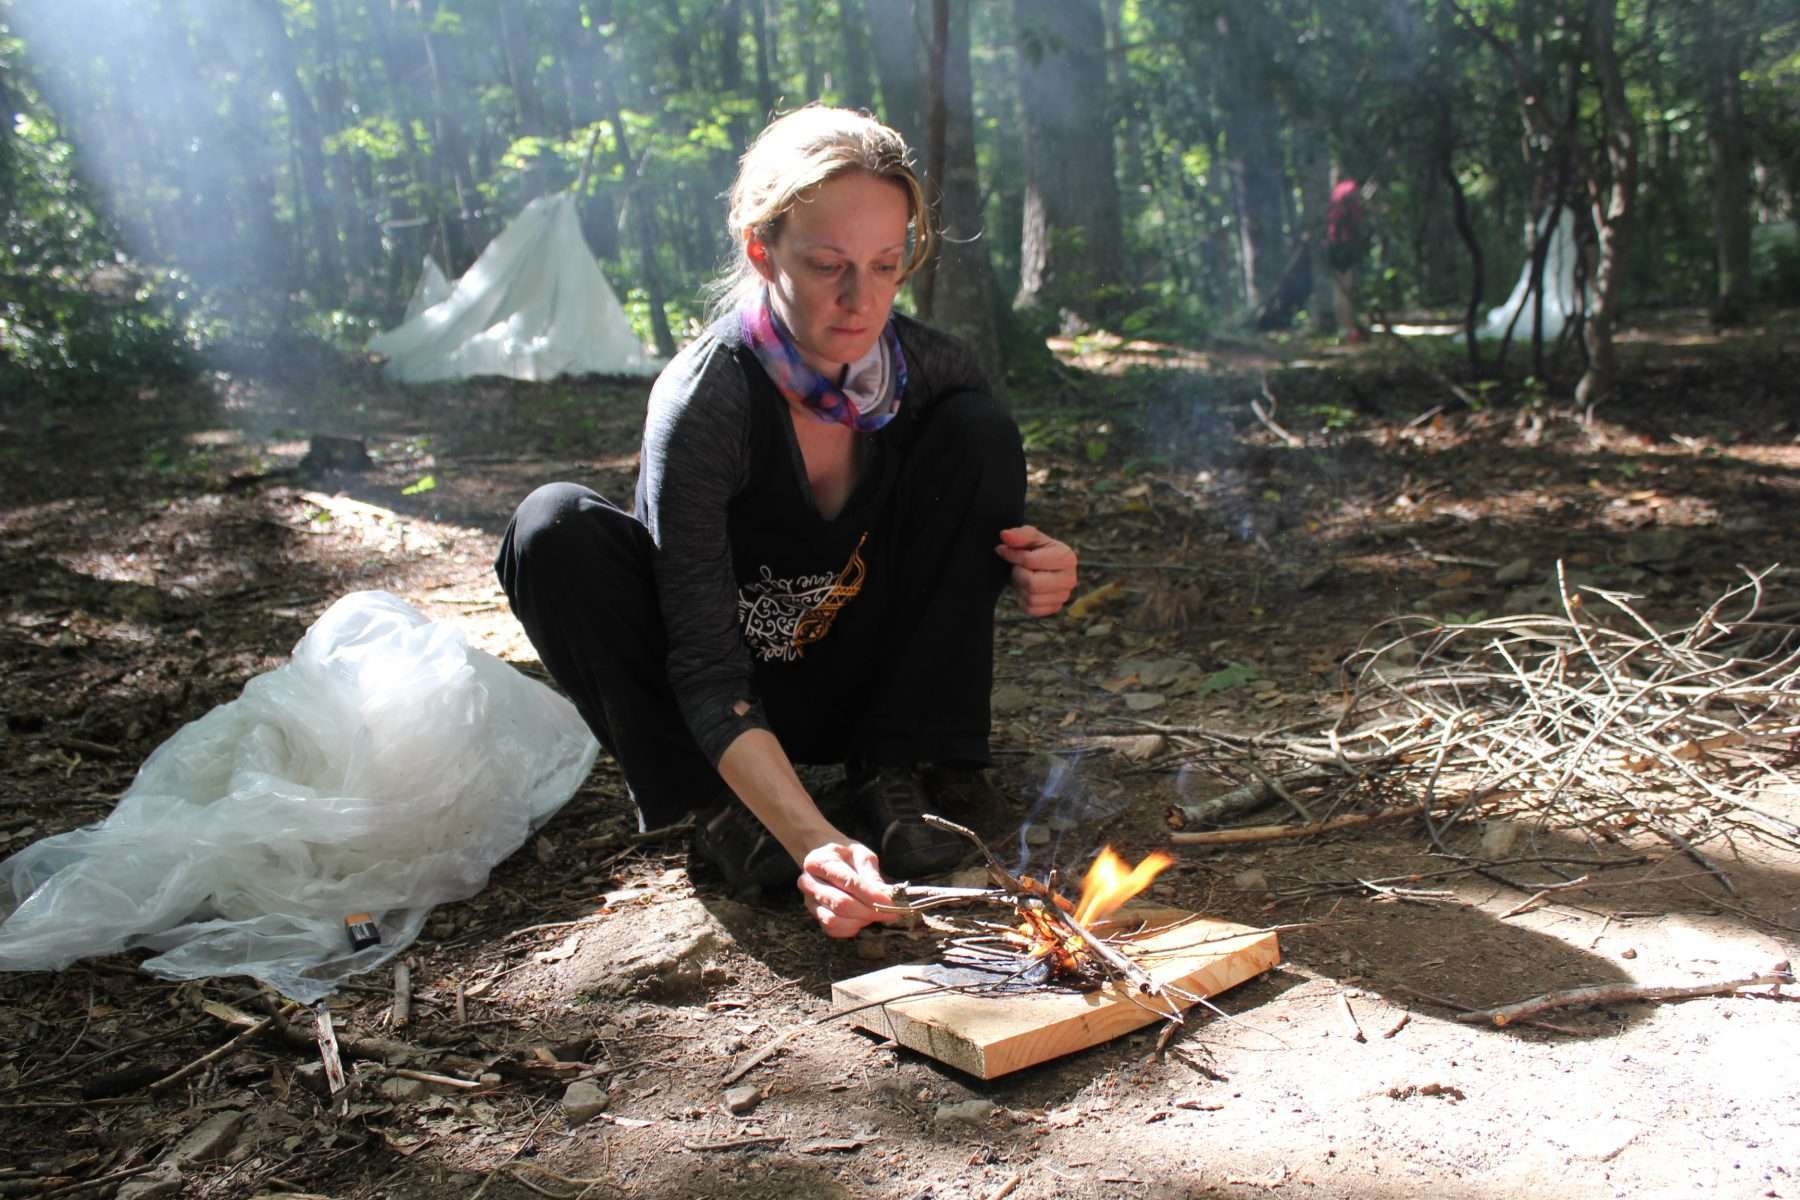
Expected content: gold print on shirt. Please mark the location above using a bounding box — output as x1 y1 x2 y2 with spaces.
736 533 869 663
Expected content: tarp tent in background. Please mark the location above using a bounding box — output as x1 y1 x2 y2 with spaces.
403 256 451 323
369 192 660 382
1477 210 1583 342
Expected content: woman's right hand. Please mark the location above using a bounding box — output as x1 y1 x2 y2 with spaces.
797 841 899 938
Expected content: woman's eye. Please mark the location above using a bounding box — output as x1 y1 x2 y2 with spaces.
811 262 843 275
875 262 900 275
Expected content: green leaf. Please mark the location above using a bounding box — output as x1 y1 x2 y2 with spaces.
1194 663 1258 697
401 474 437 496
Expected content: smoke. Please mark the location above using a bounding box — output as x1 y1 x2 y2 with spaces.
11 0 312 316
1011 750 1129 879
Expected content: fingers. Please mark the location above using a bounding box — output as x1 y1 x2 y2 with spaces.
798 843 897 938
1012 563 1077 616
997 524 1044 548
999 528 1078 617
995 528 1078 571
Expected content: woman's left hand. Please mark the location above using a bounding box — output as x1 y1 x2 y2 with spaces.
996 525 1079 617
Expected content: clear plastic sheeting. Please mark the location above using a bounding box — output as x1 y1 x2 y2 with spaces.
1477 210 1583 342
0 592 598 1002
368 192 661 383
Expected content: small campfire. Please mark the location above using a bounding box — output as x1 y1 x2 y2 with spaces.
834 815 1280 1078
890 817 1192 1010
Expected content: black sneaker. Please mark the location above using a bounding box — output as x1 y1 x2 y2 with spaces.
919 765 1011 835
689 801 798 891
858 767 968 878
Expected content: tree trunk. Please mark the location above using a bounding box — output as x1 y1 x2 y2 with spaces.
720 0 749 154
865 0 925 155
916 0 948 318
1576 0 1638 413
416 0 480 269
837 0 876 112
1011 0 1125 321
931 0 1010 389
1212 4 1286 314
597 36 676 358
313 0 378 291
750 0 775 121
1702 0 1752 324
252 0 343 303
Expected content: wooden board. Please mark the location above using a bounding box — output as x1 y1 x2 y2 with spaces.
831 908 1278 1079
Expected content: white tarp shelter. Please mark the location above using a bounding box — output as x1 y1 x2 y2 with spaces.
1477 210 1582 342
370 192 661 382
403 255 452 322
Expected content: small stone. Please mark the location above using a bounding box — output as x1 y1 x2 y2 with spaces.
169 1111 244 1165
935 1099 998 1123
378 1077 431 1102
990 684 1034 714
562 1080 611 1126
1122 692 1166 711
1024 823 1053 847
1479 821 1519 858
118 1163 183 1200
1620 948 1637 960
1232 869 1269 893
1085 621 1115 639
1046 815 1077 834
1495 557 1533 585
723 1084 763 1114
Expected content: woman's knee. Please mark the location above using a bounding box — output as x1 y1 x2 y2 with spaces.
498 483 642 594
915 392 1025 509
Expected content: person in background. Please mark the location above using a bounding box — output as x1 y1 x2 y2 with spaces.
494 106 1079 939
1325 176 1369 343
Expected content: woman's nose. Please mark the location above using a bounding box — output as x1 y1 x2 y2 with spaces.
838 271 868 312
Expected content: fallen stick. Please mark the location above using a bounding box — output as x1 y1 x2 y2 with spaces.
1337 993 1365 1043
392 961 412 1029
682 1136 786 1152
987 1173 1023 1200
1165 770 1333 830
148 1002 302 1093
1168 802 1437 846
36 1163 163 1200
1456 963 1794 1027
379 1066 486 1090
721 1028 797 1085
1497 873 1592 919
1381 1012 1411 1039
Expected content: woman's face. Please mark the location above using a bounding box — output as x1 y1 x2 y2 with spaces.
749 170 910 376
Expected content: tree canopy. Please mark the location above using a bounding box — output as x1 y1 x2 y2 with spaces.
2 0 1796 391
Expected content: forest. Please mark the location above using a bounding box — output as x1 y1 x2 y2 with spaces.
3 0 1797 395
2 3 1799 1200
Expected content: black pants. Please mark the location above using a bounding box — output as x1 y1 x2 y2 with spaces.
494 393 1025 829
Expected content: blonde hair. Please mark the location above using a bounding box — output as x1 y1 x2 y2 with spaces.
708 105 934 319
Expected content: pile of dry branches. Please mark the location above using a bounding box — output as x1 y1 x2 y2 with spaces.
1161 566 1800 860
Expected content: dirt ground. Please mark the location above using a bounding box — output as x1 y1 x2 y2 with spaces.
1 313 1797 1200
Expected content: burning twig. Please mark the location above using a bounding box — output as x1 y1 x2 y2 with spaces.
909 815 1178 1007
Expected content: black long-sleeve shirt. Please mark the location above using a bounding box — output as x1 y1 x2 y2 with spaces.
632 310 987 765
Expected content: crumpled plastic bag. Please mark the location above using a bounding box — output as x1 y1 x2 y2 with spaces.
0 591 598 1002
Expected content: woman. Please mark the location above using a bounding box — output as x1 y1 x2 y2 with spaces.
495 106 1078 938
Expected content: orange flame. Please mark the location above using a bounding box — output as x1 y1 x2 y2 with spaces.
1072 846 1174 925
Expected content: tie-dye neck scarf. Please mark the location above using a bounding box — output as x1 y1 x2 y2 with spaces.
740 294 906 432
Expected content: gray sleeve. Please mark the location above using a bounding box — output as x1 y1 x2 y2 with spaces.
893 313 990 403
636 333 770 766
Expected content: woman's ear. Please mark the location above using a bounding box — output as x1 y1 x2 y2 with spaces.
746 234 776 283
